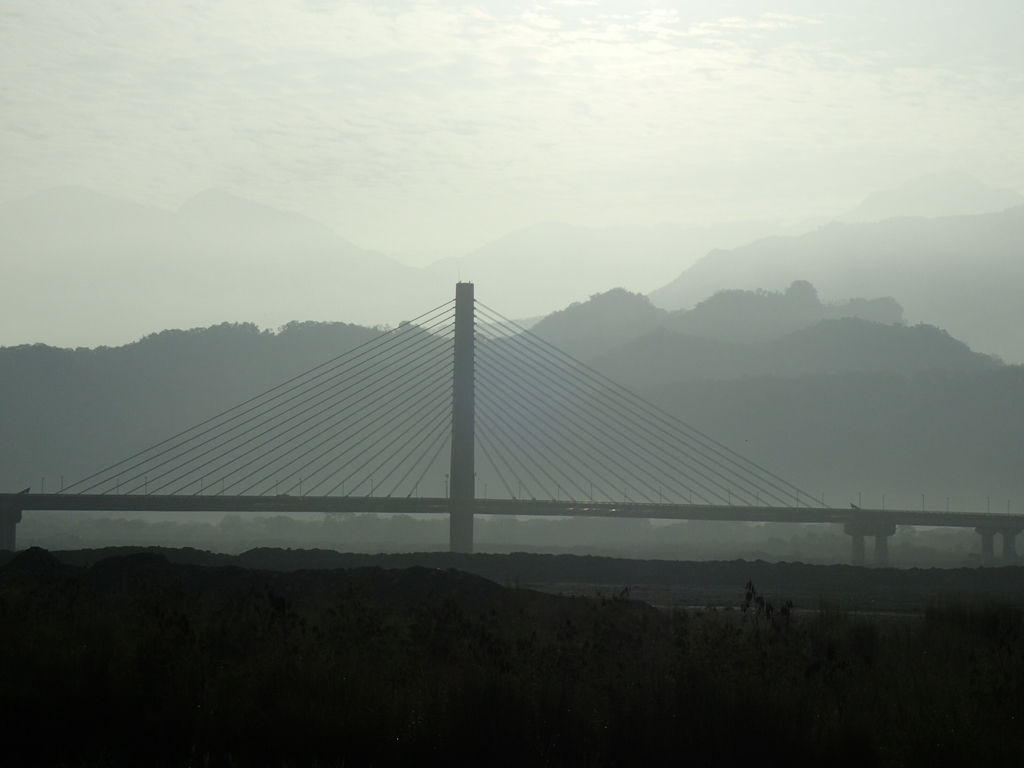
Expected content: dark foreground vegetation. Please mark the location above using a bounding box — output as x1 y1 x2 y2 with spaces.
3 548 1024 767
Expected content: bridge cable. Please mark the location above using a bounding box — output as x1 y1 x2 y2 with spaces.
474 408 558 501
474 357 650 503
317 371 455 497
63 300 454 494
226 362 452 497
384 408 454 498
475 314 761 503
148 337 455 496
475 347 710 505
475 416 535 501
475 324 740 504
475 332 727 504
476 303 815 506
407 429 452 500
71 305 455 495
123 323 455 496
475 382 589 502
475 308 782 504
203 351 454 496
150 313 455 493
476 427 516 500
345 404 454 499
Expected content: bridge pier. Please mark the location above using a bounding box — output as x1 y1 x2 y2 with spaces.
449 503 473 554
850 533 866 566
976 527 996 563
0 507 22 551
974 526 1020 562
1001 529 1021 560
845 520 896 566
874 534 889 567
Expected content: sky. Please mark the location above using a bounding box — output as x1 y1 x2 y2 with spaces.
2 0 1023 258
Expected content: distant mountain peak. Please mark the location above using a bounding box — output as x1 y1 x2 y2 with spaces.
837 172 1024 223
173 188 353 249
22 184 111 203
177 188 297 223
4 185 162 216
178 187 235 205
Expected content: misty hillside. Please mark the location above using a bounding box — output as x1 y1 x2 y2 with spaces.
592 319 1000 389
1 186 790 347
528 288 665 361
424 219 788 317
834 172 1024 223
670 281 904 343
0 187 427 348
532 282 904 360
640 366 1024 513
6 172 1022 353
422 174 1023 320
649 205 1024 363
436 172 1024 331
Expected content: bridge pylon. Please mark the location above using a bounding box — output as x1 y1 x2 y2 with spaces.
449 282 475 553
0 506 21 551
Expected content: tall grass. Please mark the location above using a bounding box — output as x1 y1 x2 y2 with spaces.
1 557 1022 766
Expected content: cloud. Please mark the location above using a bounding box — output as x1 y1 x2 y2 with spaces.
0 0 1021 253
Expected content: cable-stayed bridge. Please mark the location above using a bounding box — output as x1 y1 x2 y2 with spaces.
2 283 1022 565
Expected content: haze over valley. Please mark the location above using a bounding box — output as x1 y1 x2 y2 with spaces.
3 170 1024 362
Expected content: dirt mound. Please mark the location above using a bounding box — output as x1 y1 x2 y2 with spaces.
53 545 236 569
1 545 67 573
23 545 1024 613
21 548 556 619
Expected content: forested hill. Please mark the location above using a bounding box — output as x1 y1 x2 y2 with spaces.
592 318 999 389
530 281 905 360
0 322 382 492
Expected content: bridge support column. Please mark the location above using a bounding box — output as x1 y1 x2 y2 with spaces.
845 519 896 567
850 533 866 566
976 528 996 563
1000 529 1021 560
449 282 475 554
874 534 889 567
0 507 22 551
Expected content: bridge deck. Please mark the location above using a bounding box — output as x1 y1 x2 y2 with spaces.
3 493 1023 530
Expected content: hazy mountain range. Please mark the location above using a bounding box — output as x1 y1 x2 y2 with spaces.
594 318 999 389
649 204 1024 362
0 186 785 347
2 171 1022 357
528 282 997 385
0 186 421 348
530 281 905 360
423 219 790 316
833 172 1023 223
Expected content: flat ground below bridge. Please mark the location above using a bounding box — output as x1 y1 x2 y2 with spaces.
6 546 1024 614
